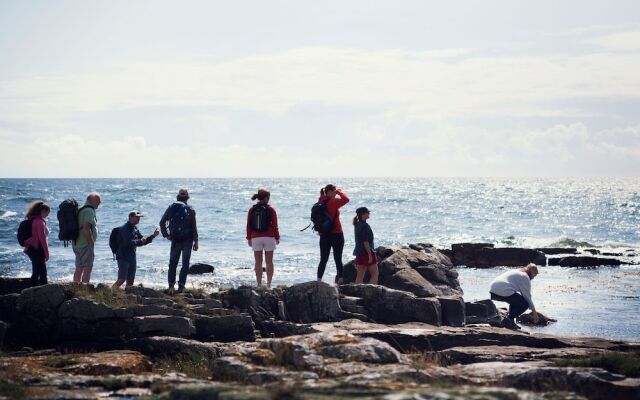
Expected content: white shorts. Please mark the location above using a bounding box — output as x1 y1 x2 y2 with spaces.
251 237 277 252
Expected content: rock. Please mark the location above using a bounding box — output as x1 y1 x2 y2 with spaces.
535 247 578 255
131 304 188 317
58 298 116 321
585 248 601 255
385 267 444 297
339 284 441 325
257 319 318 338
517 311 557 326
465 302 488 324
438 296 465 327
187 298 224 308
133 315 195 338
127 336 225 359
125 286 165 298
0 320 6 348
194 314 256 342
0 293 18 323
602 252 623 257
221 286 262 312
440 345 604 364
0 277 32 295
283 281 342 323
548 256 625 267
12 284 67 346
188 263 215 274
451 243 546 268
140 297 176 306
451 243 494 266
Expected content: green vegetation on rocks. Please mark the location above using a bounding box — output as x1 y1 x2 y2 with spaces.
555 351 640 377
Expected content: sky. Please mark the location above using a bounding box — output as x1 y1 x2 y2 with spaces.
0 0 639 177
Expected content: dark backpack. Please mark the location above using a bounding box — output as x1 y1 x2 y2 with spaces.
310 200 334 235
17 219 32 247
250 204 272 232
57 199 91 247
167 202 192 240
109 227 120 260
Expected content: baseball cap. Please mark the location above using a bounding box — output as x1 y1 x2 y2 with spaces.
356 207 371 215
129 211 144 218
177 188 189 198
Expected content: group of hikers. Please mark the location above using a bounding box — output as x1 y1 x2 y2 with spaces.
17 184 539 330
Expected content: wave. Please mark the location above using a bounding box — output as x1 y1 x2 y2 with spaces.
547 238 598 248
0 211 17 220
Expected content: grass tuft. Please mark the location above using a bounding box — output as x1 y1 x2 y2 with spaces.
154 351 213 379
554 351 640 377
67 284 138 308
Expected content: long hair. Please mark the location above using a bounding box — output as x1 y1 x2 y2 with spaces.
320 184 336 196
352 214 361 226
25 200 50 219
251 188 270 202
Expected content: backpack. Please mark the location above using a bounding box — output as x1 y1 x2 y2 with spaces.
166 202 192 240
17 219 32 247
250 204 272 232
57 199 91 247
310 200 334 235
109 227 120 260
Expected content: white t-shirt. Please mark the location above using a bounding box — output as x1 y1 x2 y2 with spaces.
490 269 536 311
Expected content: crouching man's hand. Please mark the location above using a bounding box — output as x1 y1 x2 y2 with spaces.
532 311 540 324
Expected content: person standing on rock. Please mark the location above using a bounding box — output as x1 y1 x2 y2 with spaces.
353 207 379 285
316 184 350 284
246 188 280 288
73 192 101 283
22 201 51 285
160 188 199 293
112 211 159 289
489 263 540 330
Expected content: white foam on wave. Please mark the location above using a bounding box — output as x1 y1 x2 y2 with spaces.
0 211 17 220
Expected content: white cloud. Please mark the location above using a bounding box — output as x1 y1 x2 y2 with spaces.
590 31 640 51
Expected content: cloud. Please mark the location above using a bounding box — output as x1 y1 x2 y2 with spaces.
590 31 640 51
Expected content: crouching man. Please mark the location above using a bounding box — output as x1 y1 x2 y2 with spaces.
113 211 159 289
489 263 539 330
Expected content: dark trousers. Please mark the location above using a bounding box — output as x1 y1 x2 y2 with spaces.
26 246 47 286
490 292 529 320
169 239 193 288
317 233 345 281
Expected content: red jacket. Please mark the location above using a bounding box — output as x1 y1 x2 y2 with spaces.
318 189 350 234
246 204 280 240
24 216 49 259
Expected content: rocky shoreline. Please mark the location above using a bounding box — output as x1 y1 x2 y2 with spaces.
1 244 639 399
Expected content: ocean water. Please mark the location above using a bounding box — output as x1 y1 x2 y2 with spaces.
1 178 639 340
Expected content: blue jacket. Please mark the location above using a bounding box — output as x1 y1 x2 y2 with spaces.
353 220 375 256
116 222 154 262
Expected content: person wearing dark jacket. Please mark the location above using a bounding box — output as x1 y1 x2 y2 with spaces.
159 188 199 292
113 211 159 289
353 207 378 284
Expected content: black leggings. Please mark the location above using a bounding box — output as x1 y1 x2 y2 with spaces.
317 233 345 281
26 246 47 286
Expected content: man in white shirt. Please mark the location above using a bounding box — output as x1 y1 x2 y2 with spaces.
489 263 540 330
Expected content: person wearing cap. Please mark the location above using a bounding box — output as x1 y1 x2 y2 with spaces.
112 211 159 289
159 188 199 292
353 207 379 284
489 263 540 330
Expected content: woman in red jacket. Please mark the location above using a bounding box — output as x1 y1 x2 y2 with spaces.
316 184 350 284
246 188 280 288
23 200 51 285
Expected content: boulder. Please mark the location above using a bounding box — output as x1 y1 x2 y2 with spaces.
0 320 6 348
0 293 18 323
188 263 215 274
548 256 624 267
257 320 318 338
517 311 557 326
339 284 441 325
440 345 604 364
57 298 116 322
438 296 465 327
125 286 165 298
131 304 188 317
451 243 494 266
13 284 67 345
283 281 342 323
194 314 256 342
0 277 32 295
385 267 444 297
133 315 195 338
450 243 546 268
535 247 578 255
127 336 225 359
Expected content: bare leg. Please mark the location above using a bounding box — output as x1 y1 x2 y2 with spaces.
355 264 367 284
112 279 125 289
368 264 379 285
80 267 92 283
73 267 83 282
254 251 264 287
265 251 274 288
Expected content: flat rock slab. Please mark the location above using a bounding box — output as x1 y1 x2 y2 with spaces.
127 336 226 358
133 315 195 338
440 345 605 364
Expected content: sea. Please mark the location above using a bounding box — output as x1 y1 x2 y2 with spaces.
1 178 639 340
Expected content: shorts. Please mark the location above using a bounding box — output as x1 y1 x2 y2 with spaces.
117 259 137 281
355 253 378 266
73 244 95 268
251 236 277 252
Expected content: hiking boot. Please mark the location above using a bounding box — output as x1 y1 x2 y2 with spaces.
502 317 522 330
177 285 185 293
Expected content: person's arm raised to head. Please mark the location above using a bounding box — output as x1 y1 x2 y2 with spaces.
335 189 350 207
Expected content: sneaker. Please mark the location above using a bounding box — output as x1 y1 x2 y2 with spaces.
502 317 522 331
